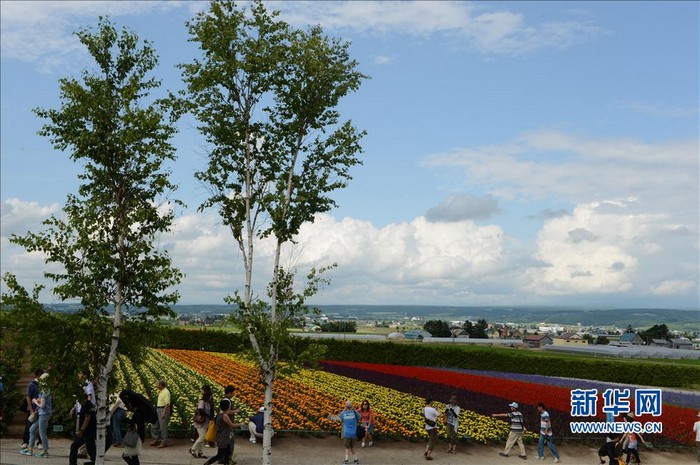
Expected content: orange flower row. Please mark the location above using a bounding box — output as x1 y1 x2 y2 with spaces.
160 349 341 433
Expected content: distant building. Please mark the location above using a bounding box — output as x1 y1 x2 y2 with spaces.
618 333 644 346
538 324 564 334
523 334 553 348
386 332 405 340
450 328 470 338
404 330 432 340
553 332 587 345
670 338 693 350
650 339 670 348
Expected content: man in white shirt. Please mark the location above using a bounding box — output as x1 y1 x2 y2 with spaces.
493 401 527 460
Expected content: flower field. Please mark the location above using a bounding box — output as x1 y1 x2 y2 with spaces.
321 361 698 446
112 348 695 445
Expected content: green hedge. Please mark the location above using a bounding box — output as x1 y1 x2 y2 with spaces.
320 339 700 389
153 326 249 353
153 328 699 389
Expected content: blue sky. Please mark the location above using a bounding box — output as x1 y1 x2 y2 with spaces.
1 1 698 308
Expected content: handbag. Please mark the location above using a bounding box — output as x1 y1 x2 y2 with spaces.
355 424 365 440
28 412 38 423
204 420 216 442
193 409 207 424
123 429 139 448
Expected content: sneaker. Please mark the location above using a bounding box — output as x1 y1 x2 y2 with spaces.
499 452 509 457
20 443 28 449
20 448 32 456
342 460 349 465
35 451 49 458
249 437 256 444
519 455 528 460
537 457 544 461
553 459 560 463
37 443 44 450
361 441 366 448
354 460 360 465
368 441 373 447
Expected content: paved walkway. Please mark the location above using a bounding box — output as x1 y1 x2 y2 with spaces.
1 436 696 465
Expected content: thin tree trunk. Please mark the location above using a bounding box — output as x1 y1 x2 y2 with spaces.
94 296 122 464
261 364 275 465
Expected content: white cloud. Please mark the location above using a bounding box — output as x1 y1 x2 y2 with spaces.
277 1 602 56
524 199 698 298
424 130 699 219
0 1 185 71
372 54 394 66
3 197 696 306
650 280 696 296
616 101 698 119
0 198 61 237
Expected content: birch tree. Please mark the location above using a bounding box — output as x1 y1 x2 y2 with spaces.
11 18 181 465
181 1 366 463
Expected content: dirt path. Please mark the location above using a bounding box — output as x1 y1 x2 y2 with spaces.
1 436 695 465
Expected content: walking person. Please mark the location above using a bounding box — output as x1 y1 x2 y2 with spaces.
536 402 560 463
190 385 214 458
693 412 700 463
203 399 241 465
331 400 361 465
69 391 97 465
21 368 44 451
621 415 648 465
359 400 375 448
444 395 461 455
120 394 146 465
72 369 95 459
423 397 440 461
110 393 127 447
150 379 171 448
23 373 52 458
493 401 527 460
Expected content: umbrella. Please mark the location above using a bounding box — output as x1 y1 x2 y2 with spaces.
119 390 158 425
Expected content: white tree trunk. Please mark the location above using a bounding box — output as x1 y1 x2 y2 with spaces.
261 360 275 465
94 299 122 465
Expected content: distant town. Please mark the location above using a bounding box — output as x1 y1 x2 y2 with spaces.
167 305 700 358
44 303 699 357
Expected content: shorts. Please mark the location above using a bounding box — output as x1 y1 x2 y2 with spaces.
426 428 437 450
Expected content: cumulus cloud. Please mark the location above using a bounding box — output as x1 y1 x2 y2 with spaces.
3 197 696 306
1 200 521 304
524 199 698 299
0 198 61 237
425 194 499 222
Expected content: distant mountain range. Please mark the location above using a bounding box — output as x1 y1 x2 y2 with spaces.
43 303 698 330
